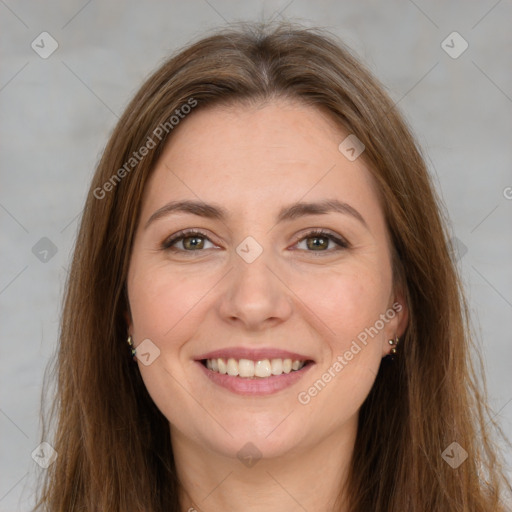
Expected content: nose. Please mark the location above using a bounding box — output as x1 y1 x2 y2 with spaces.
217 248 293 331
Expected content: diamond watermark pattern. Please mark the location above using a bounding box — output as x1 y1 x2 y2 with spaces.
31 442 58 469
135 338 161 366
32 237 58 263
237 442 262 468
441 441 468 468
450 236 468 261
236 236 263 264
441 32 468 59
338 134 365 161
31 32 59 59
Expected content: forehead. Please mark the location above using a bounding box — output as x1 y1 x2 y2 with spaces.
142 98 382 224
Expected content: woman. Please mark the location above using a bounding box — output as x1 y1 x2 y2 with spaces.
34 20 511 511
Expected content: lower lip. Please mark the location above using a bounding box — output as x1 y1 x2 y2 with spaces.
195 361 314 396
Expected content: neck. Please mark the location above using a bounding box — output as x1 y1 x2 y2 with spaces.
172 423 356 512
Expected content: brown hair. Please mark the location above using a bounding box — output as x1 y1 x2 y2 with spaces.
34 20 511 511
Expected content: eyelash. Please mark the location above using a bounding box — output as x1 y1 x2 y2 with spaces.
161 228 349 255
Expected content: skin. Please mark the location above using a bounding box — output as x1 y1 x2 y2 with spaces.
126 98 408 512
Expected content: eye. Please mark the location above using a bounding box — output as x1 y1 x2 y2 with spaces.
293 229 349 253
161 228 349 254
161 229 217 252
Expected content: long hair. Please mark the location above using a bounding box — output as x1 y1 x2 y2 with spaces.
34 20 511 511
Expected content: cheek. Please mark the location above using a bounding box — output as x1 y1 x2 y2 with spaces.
293 262 391 347
292 264 390 411
127 263 214 428
128 262 218 341
301 265 392 411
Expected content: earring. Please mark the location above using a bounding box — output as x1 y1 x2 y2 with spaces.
388 335 399 355
127 335 137 361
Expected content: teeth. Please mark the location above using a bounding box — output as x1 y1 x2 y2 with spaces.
238 359 254 378
204 357 307 378
227 358 239 376
270 358 282 375
218 358 227 374
255 359 271 378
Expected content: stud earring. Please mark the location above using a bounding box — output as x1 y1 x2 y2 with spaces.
127 335 137 361
388 335 399 355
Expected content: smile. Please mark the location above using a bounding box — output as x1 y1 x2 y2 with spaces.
194 348 315 396
202 357 308 378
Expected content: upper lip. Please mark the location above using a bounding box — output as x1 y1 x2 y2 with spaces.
195 347 314 362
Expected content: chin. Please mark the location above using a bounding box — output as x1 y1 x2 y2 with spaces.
195 411 309 461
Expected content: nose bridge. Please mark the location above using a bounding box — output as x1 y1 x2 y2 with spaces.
218 235 293 328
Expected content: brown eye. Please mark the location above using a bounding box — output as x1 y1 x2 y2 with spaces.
181 235 206 250
294 230 349 253
305 235 330 251
162 230 215 251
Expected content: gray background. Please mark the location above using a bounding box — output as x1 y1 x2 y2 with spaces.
1 1 511 510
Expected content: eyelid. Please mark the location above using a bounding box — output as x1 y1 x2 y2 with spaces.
161 227 350 253
161 228 216 250
290 228 350 251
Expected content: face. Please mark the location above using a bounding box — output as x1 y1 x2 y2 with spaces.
126 98 407 460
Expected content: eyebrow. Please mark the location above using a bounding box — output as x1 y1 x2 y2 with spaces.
144 198 368 230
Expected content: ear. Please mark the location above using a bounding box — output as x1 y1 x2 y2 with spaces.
394 288 409 338
123 283 133 335
124 309 133 335
382 288 409 357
